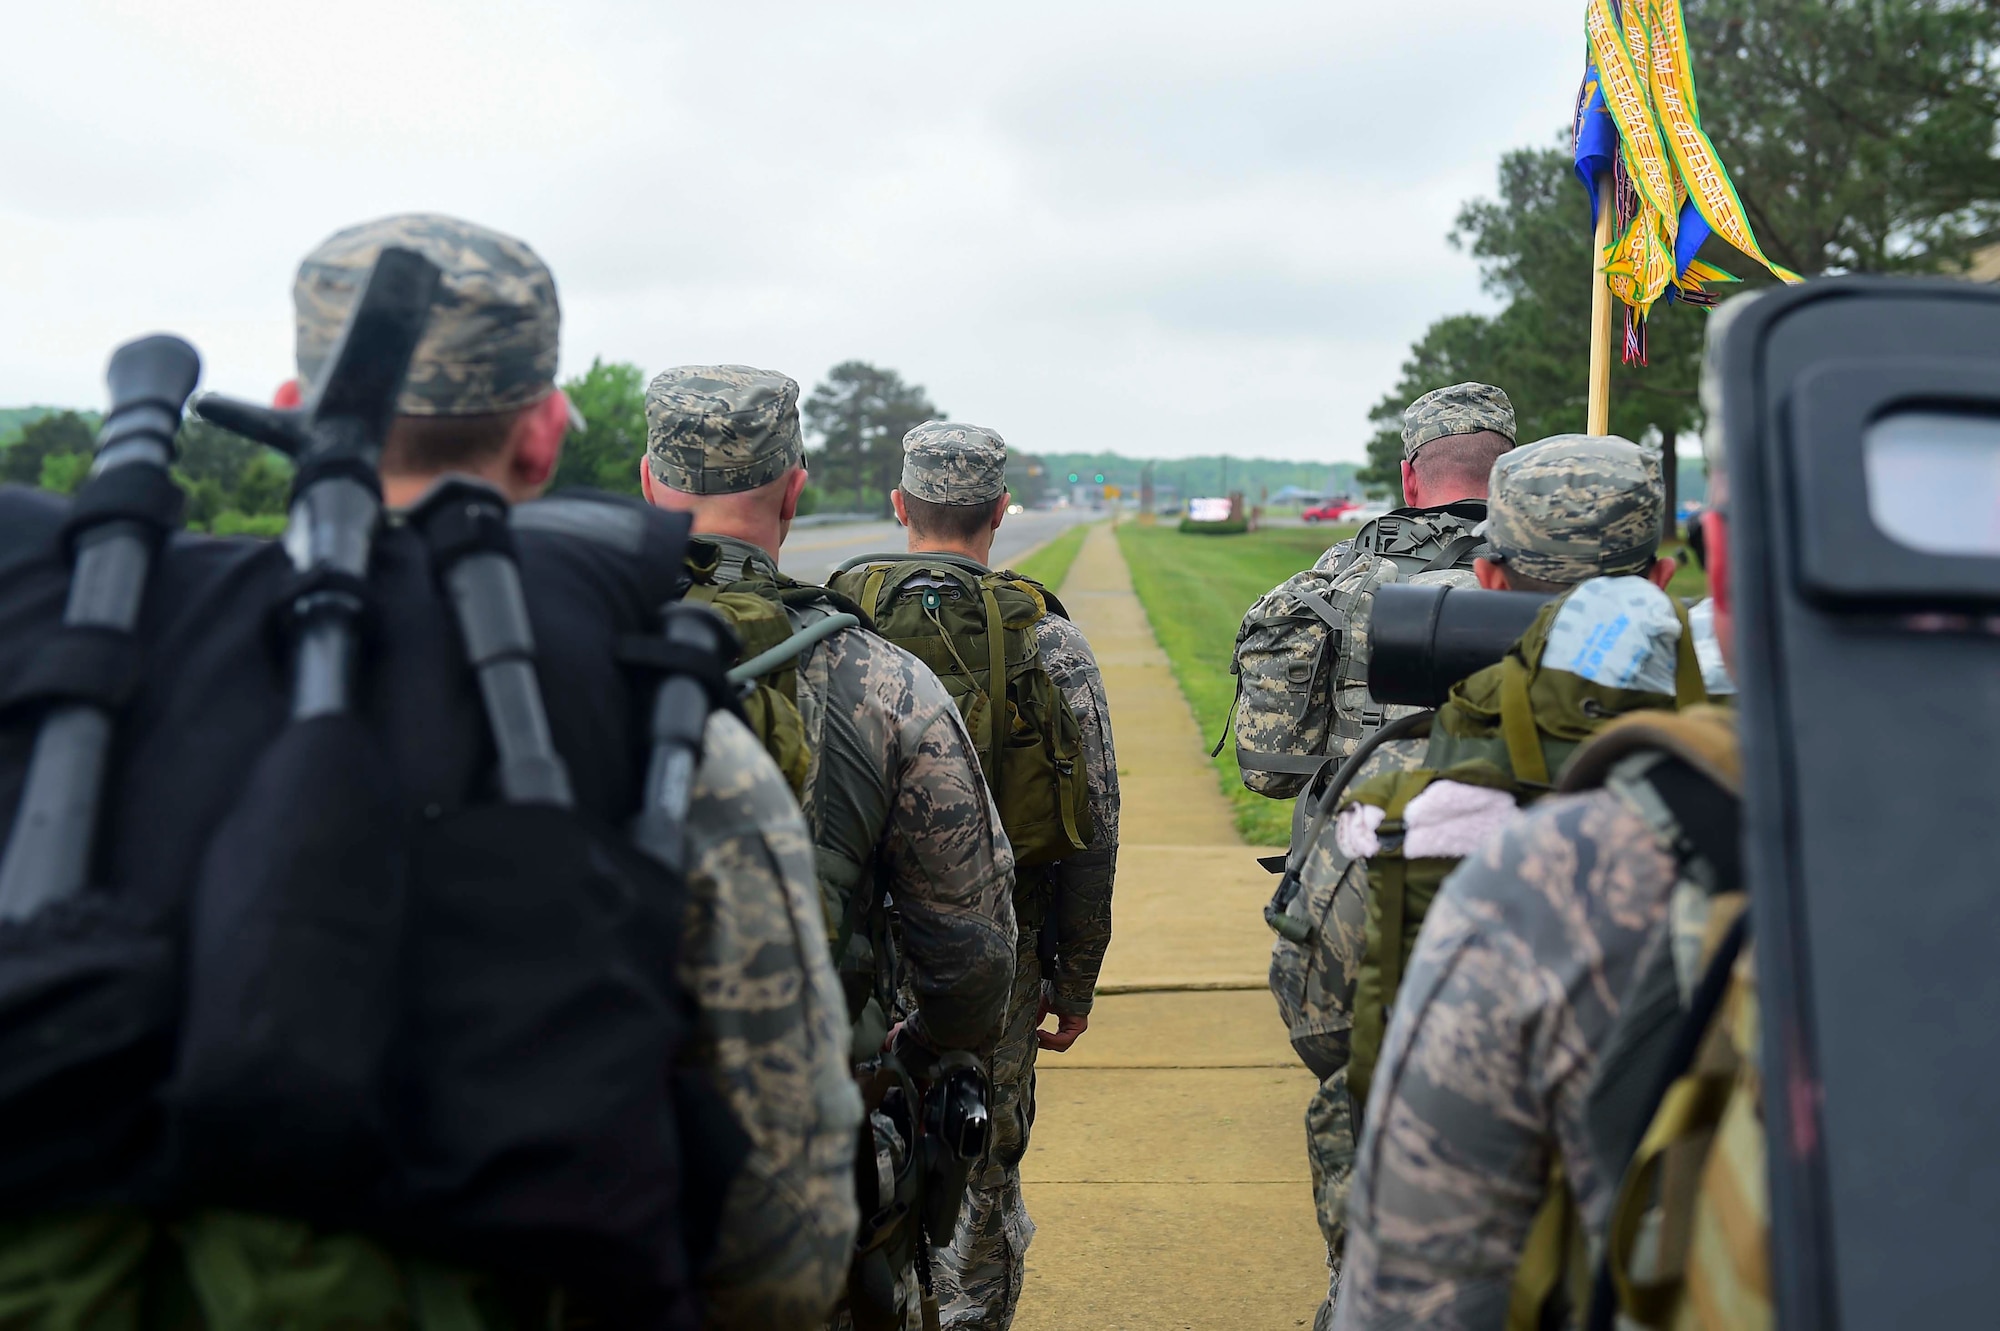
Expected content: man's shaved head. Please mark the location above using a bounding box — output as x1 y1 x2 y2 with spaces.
1409 429 1514 500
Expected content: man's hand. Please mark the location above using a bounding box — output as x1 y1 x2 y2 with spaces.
1036 988 1089 1052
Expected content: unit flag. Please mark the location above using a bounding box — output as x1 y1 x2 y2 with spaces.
1574 0 1801 362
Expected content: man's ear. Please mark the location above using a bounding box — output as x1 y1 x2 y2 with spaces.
509 389 572 497
1472 556 1511 591
891 489 910 529
639 457 657 505
272 378 303 409
779 467 809 523
991 492 1010 531
1400 459 1422 508
1645 555 1679 590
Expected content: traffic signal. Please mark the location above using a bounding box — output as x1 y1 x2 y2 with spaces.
1068 473 1079 483
1094 473 1105 484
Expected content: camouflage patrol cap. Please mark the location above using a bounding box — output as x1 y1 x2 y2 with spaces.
1479 434 1664 584
294 213 560 417
900 421 1007 504
1402 382 1516 460
645 365 804 494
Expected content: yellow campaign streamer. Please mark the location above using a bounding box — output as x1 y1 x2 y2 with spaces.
1584 0 1800 322
1645 0 1803 287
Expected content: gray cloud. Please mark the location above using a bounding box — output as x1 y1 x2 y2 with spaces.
0 0 1586 461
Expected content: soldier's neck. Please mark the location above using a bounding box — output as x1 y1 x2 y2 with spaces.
691 515 786 565
906 532 995 567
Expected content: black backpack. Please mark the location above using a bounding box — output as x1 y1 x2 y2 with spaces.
0 308 743 1328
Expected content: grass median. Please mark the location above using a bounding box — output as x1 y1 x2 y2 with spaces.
1110 518 1709 846
1115 520 1354 846
1008 520 1094 591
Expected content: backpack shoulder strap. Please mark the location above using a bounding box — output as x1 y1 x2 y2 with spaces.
1559 705 1741 796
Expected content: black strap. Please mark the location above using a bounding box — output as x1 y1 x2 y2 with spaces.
617 631 746 725
1584 910 1750 1331
277 566 376 632
417 487 517 569
0 624 145 717
1417 531 1485 574
1209 673 1244 758
61 463 185 557
1645 756 1743 894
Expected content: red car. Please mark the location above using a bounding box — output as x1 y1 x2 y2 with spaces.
1302 499 1359 524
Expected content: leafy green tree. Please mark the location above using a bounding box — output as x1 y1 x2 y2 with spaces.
1366 0 2000 502
38 452 90 495
1689 0 2000 276
172 418 295 531
554 359 648 496
1 411 93 486
803 362 942 514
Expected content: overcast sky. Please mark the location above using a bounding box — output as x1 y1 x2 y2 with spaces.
3 1 1585 464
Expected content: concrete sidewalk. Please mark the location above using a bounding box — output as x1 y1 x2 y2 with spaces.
1013 524 1324 1330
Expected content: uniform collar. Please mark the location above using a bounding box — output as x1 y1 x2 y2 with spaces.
700 532 783 583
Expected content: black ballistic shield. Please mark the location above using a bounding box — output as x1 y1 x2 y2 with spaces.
1366 582 1553 710
1721 277 2000 1329
0 335 201 920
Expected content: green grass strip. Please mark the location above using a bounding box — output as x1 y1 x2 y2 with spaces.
1008 520 1094 592
1114 520 1709 845
1115 520 1354 846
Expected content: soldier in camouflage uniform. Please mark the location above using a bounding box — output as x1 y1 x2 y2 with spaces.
639 371 1019 1331
294 216 865 1330
1329 437 1701 1331
862 422 1121 1331
1246 383 1515 1328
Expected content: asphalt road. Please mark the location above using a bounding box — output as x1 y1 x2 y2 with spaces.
777 507 1100 582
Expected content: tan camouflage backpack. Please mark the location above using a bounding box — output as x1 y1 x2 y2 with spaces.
1221 500 1490 801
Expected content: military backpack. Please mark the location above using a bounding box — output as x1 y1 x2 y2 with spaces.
1334 578 1711 1115
682 539 871 804
1221 500 1490 800
830 553 1092 870
1544 708 1768 1331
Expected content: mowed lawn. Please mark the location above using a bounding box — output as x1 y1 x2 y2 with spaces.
1116 520 1351 847
1009 520 1094 592
1110 518 1711 846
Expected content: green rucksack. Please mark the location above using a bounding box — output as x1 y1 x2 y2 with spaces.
831 553 1092 869
683 540 869 803
1340 584 1709 1114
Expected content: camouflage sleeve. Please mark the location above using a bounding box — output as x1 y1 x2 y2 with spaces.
1333 791 1676 1331
1030 614 1119 1015
818 632 1017 1056
679 711 863 1331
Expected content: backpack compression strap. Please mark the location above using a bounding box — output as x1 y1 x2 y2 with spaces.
857 562 1009 805
1497 593 1712 792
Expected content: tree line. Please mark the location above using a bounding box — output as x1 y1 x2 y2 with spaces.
0 360 986 525
1359 0 2000 505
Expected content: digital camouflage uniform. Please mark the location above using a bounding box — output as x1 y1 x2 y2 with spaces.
885 423 1122 1331
1330 435 1682 1331
684 712 864 1330
646 375 1020 1331
1329 784 1679 1331
1255 383 1514 1328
